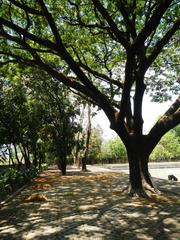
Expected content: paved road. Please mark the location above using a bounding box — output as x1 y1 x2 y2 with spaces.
88 162 180 181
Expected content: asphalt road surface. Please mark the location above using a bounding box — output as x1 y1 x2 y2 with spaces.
89 162 180 181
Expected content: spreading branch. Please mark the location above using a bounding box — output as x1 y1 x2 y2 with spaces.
117 0 137 39
147 18 180 67
134 0 173 48
0 17 56 50
92 0 128 49
147 96 180 154
8 0 43 15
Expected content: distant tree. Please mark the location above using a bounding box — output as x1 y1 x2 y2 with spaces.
23 68 80 175
0 0 179 196
73 103 94 171
150 130 180 161
101 137 127 163
88 125 103 164
0 76 44 168
174 125 180 142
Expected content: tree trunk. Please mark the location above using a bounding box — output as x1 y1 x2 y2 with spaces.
61 160 66 175
81 156 87 172
13 143 22 170
57 157 66 176
81 104 91 172
20 144 31 169
128 151 144 196
127 149 159 197
32 142 38 167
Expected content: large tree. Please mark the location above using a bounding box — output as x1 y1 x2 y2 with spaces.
0 0 179 196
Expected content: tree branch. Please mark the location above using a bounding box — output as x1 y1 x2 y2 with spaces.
0 17 56 50
37 0 63 47
8 0 43 15
118 51 135 123
78 61 123 89
147 96 180 154
147 18 180 67
134 0 173 48
0 13 116 131
116 0 136 39
36 0 116 119
92 0 128 49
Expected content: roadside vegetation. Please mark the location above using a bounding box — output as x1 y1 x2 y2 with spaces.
99 125 180 164
0 164 48 202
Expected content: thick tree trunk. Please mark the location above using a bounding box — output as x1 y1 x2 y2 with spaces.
141 159 160 193
61 161 66 175
127 149 159 197
128 151 144 196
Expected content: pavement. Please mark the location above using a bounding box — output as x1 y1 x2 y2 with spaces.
90 162 180 181
0 165 180 240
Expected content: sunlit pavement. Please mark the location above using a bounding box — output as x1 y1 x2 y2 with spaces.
89 162 180 181
0 166 179 240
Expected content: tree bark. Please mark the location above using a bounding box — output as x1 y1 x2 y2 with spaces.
126 145 159 197
57 156 66 176
19 144 31 169
128 150 144 196
81 104 91 171
32 142 38 167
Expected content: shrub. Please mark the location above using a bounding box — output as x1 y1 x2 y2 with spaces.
0 167 39 201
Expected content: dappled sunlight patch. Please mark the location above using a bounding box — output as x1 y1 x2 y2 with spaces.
24 225 62 240
112 189 124 195
145 193 180 205
31 183 51 190
163 217 179 226
32 172 121 186
120 193 180 207
79 204 97 211
0 226 18 235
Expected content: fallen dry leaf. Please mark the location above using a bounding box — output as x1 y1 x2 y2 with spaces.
22 193 48 203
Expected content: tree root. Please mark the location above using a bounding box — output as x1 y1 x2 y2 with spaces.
143 182 161 195
128 188 149 198
122 183 161 198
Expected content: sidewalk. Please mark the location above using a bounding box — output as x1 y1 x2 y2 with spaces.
0 166 179 240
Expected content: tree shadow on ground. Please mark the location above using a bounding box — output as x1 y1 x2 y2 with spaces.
0 167 179 240
154 177 180 196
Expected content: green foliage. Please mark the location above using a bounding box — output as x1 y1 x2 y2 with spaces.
88 125 103 163
0 66 81 172
0 167 39 201
174 125 180 141
40 163 49 171
150 129 180 161
100 128 180 163
100 137 127 163
0 0 178 104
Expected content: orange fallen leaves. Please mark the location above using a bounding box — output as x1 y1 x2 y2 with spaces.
22 193 48 203
33 173 115 185
148 194 180 205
